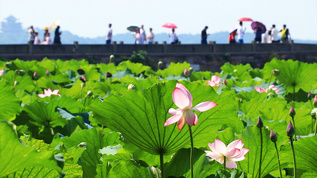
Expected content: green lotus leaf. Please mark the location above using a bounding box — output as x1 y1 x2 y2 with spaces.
262 58 317 93
118 60 152 75
12 59 37 72
0 80 22 121
156 62 191 77
236 126 283 177
97 63 118 75
108 160 152 178
0 121 60 177
89 80 242 155
220 62 253 82
112 68 134 79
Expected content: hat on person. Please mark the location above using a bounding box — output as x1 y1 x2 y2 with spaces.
44 27 48 30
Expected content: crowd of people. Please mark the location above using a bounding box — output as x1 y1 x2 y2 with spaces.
27 25 62 45
228 22 291 44
28 22 291 45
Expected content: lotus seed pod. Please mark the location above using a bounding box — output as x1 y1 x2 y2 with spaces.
311 108 317 119
272 69 280 76
106 72 112 78
289 106 296 117
270 130 277 142
257 117 263 128
287 121 295 137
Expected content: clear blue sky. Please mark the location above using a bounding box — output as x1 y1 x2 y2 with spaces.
1 0 316 41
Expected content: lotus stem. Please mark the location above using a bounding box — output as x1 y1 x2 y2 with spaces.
293 86 295 105
160 152 164 178
223 156 226 173
291 116 297 141
188 125 194 178
314 119 317 136
273 142 282 178
290 136 296 178
258 127 263 178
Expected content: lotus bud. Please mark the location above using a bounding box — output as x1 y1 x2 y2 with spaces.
233 69 237 74
289 106 295 117
272 69 280 76
189 67 193 72
80 76 86 83
183 68 190 77
33 71 39 80
311 108 317 119
158 61 163 67
77 142 87 150
314 95 317 107
13 81 19 87
287 121 295 137
5 62 12 68
270 130 277 142
109 55 115 63
81 82 85 89
86 90 93 97
308 92 312 100
106 72 112 78
257 117 263 128
128 84 136 91
223 78 227 85
17 70 25 76
46 70 50 76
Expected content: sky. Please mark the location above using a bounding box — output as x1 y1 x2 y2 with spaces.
1 0 317 41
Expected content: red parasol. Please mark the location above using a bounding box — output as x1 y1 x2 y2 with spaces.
162 22 177 29
238 17 253 22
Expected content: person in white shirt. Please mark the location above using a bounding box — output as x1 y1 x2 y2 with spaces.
33 32 41 45
169 29 178 44
271 24 280 43
134 29 143 44
237 21 246 44
106 23 112 44
140 25 146 44
147 28 154 44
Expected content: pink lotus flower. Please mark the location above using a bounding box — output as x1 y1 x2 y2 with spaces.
205 139 249 169
0 69 4 76
206 75 222 87
164 83 218 130
254 85 279 94
38 88 61 98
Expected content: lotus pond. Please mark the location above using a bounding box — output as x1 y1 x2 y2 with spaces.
0 58 317 178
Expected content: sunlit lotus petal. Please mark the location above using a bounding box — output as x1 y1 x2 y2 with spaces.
255 85 279 94
205 139 249 169
164 83 218 130
38 88 61 98
206 75 222 87
0 69 4 76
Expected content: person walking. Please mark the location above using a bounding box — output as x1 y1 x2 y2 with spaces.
140 25 146 44
106 23 112 44
27 26 35 44
169 28 178 44
280 24 291 43
146 28 154 44
53 26 62 44
201 26 209 44
271 24 280 43
134 29 143 44
237 21 246 44
253 23 262 43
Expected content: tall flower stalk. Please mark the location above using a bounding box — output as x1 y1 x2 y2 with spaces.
270 130 282 178
188 125 194 178
289 106 297 141
257 117 264 178
287 121 296 178
164 83 218 178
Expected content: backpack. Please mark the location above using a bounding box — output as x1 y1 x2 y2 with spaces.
281 28 288 39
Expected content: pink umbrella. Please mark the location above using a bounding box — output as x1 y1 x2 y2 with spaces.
162 22 177 29
238 17 253 22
